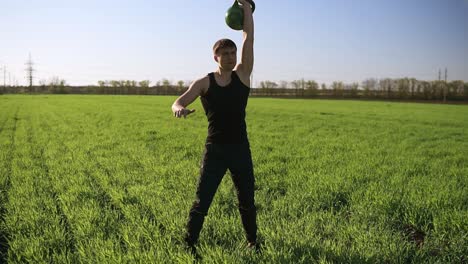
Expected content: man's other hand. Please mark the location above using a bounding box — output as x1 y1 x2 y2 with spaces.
174 108 196 118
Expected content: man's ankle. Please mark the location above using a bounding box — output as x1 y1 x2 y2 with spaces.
247 240 262 253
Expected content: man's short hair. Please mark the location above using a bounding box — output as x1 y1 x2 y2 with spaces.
213 39 237 55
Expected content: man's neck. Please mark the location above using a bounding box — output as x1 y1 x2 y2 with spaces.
215 68 232 80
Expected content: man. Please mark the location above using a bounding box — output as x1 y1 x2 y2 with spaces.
171 0 258 254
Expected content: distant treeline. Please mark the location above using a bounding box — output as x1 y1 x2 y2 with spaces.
1 77 467 102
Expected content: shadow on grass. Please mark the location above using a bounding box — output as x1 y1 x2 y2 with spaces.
0 214 10 263
198 230 380 264
256 238 380 264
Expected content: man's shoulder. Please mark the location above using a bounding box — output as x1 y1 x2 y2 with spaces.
194 74 210 83
192 74 210 95
233 69 250 87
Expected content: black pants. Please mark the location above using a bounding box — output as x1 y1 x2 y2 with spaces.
185 141 257 245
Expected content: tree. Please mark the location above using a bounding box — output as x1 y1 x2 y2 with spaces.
139 80 151 87
305 80 318 96
290 79 303 97
414 80 422 99
447 80 464 99
429 81 445 101
39 79 47 87
97 80 106 87
161 79 171 94
397 78 410 99
350 82 359 97
96 80 106 94
177 80 185 90
409 78 417 98
260 81 278 89
379 78 394 98
331 81 344 97
464 82 468 99
278 80 288 89
130 80 138 94
259 81 277 96
110 80 120 94
421 81 431 99
48 76 68 94
291 80 302 89
139 80 151 95
362 78 377 98
162 79 171 87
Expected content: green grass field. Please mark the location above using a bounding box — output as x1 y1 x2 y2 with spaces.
0 94 467 263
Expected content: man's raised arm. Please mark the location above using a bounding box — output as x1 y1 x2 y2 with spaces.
236 0 254 77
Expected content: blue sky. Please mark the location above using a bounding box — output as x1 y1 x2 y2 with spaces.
1 0 467 86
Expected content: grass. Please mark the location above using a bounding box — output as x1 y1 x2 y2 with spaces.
0 94 467 263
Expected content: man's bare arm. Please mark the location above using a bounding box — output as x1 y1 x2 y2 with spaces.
235 0 254 80
171 77 208 118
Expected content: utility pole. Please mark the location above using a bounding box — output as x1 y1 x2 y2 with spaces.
444 67 447 82
3 66 5 87
444 67 448 103
438 69 441 81
302 78 305 97
25 53 35 88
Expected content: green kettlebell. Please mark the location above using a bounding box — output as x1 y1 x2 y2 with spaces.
225 0 255 31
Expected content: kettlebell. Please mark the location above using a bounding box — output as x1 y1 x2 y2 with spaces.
225 0 255 31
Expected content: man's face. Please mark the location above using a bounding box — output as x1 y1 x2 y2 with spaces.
214 47 237 71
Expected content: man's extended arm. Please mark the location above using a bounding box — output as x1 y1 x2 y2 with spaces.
235 0 254 78
171 77 207 118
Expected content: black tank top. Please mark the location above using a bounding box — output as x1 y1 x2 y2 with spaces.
200 71 250 144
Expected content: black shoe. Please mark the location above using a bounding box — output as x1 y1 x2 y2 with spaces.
175 237 202 261
247 241 262 253
184 243 202 261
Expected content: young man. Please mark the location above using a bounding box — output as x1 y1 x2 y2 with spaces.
171 0 258 253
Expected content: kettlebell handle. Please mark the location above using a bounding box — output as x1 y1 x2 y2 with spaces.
225 0 255 30
238 0 255 13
